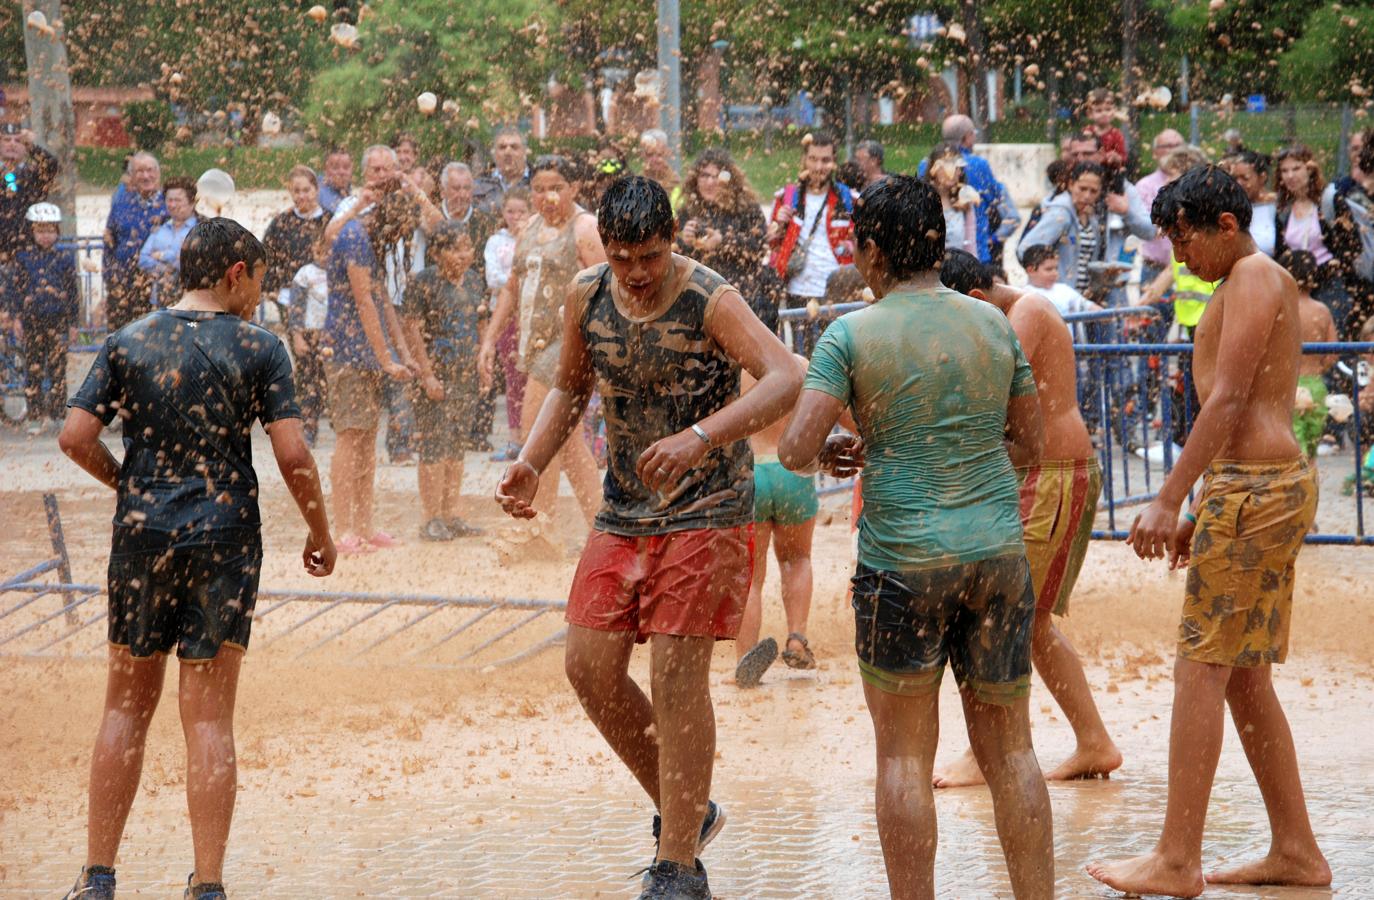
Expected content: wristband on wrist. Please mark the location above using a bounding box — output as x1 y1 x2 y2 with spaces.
515 458 542 477
1183 511 1197 524
690 423 712 446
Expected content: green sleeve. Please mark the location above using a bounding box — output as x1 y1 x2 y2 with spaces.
1009 332 1037 398
802 319 854 405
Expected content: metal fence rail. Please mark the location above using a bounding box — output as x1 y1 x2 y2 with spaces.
1 494 569 666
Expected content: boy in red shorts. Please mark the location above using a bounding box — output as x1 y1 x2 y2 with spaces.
496 176 800 899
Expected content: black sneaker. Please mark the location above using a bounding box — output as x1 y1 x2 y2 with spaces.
63 866 116 899
734 637 778 687
184 874 227 900
652 800 726 853
637 858 711 899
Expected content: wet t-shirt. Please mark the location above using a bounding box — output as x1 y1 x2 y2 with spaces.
576 258 753 536
401 266 486 370
804 286 1036 571
68 309 300 551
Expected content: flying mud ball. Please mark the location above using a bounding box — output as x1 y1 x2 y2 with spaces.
416 92 438 115
308 4 328 24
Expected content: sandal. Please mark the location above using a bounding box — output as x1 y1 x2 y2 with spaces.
781 633 816 670
420 518 455 542
734 637 778 688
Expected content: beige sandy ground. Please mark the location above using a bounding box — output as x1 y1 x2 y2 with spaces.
2 427 1374 897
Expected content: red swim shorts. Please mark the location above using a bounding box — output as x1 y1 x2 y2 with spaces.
566 526 754 642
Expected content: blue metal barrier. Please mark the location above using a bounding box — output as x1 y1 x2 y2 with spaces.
1080 341 1373 546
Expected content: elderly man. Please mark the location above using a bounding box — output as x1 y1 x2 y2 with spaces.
852 139 888 189
474 126 530 212
102 152 167 330
438 162 498 278
0 123 58 266
916 115 1002 262
1135 129 1187 289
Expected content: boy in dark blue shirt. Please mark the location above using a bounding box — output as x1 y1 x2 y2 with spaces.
58 218 337 900
2 202 78 434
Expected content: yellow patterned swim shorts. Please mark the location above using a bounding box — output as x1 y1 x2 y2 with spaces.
1179 457 1317 667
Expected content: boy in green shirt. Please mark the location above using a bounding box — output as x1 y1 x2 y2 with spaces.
779 175 1052 899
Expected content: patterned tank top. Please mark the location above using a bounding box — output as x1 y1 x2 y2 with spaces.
575 258 754 536
511 208 594 370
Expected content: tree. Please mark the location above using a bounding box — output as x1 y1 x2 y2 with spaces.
1161 0 1324 103
1280 4 1374 103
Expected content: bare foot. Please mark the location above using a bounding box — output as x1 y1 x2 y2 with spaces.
1205 850 1331 887
1086 853 1204 898
1045 743 1123 781
932 749 985 788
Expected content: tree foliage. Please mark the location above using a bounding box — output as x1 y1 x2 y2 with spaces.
1279 4 1374 102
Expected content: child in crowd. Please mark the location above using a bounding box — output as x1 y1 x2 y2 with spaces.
289 237 332 445
3 202 79 435
1085 88 1127 170
483 186 531 462
402 220 488 541
1279 250 1337 459
924 143 980 256
1021 243 1100 342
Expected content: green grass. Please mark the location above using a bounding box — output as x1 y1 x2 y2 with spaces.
77 145 324 191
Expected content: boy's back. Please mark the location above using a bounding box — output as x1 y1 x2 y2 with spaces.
806 285 1035 569
1296 292 1336 379
70 308 298 547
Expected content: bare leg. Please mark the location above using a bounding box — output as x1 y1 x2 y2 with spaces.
772 517 815 649
353 427 378 536
963 690 1054 900
179 648 244 884
86 647 168 867
1031 611 1121 781
442 457 466 520
862 680 940 900
1205 665 1330 887
735 522 772 661
650 634 716 867
563 624 659 804
330 428 364 536
935 611 1121 789
1086 657 1226 898
417 462 444 523
524 377 601 528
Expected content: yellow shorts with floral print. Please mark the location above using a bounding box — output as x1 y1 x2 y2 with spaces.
1180 457 1317 667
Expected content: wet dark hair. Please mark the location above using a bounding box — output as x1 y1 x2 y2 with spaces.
939 249 994 295
853 175 944 279
597 175 674 245
1045 159 1070 191
531 154 578 182
1021 244 1059 271
1278 249 1320 293
180 218 267 290
1070 130 1101 149
1152 164 1252 232
835 159 865 192
427 219 471 256
1069 161 1106 183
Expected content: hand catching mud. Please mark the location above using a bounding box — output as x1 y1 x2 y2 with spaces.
496 461 540 519
818 433 865 477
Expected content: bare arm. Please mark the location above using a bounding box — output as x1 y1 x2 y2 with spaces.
380 299 416 370
346 262 402 375
402 317 433 380
58 409 121 490
1316 307 1338 370
573 213 607 267
778 389 847 472
267 417 335 576
1137 265 1174 306
478 272 519 389
1005 392 1045 469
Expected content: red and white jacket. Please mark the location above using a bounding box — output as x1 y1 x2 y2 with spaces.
767 181 855 281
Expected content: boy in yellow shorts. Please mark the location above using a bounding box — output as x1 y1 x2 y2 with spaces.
1090 166 1329 897
1277 249 1337 458
934 250 1121 788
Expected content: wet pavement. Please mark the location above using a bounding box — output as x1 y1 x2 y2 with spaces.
3 654 1371 899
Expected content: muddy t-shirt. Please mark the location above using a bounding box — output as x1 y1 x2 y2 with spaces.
69 309 300 551
401 266 486 370
576 259 753 535
804 286 1036 571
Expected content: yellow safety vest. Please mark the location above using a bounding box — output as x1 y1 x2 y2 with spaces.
1171 256 1216 328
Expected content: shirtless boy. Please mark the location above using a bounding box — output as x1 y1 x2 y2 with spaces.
1088 165 1331 896
933 249 1121 788
734 355 819 687
58 219 336 900
1277 249 1337 459
495 176 800 899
